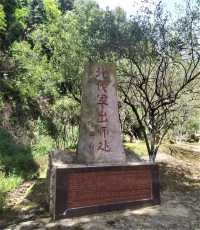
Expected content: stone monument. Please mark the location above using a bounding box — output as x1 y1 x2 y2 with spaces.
48 63 160 220
77 63 126 164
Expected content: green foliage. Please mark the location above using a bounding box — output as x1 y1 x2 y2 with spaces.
0 0 29 48
0 172 22 194
12 40 60 98
186 118 200 133
28 0 46 27
0 128 38 179
32 134 54 156
43 0 61 19
0 4 6 33
15 6 29 29
43 97 80 149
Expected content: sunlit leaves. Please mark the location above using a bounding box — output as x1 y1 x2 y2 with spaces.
43 0 61 19
0 4 6 33
15 7 28 29
11 41 61 97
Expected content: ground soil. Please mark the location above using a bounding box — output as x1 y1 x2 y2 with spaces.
1 143 200 230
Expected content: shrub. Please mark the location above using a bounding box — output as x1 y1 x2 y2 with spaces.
0 128 38 179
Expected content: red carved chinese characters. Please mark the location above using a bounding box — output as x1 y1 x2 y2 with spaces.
99 126 109 138
97 81 107 93
96 67 109 80
97 94 108 105
89 142 95 152
98 111 108 123
96 66 111 152
97 140 111 152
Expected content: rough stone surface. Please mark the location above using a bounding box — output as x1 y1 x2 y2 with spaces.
77 63 126 164
49 150 76 164
48 150 75 219
48 150 78 218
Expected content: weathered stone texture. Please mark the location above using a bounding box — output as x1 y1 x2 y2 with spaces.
77 63 126 164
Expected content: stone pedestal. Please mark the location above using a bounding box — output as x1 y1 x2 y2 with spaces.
77 63 125 164
48 151 160 220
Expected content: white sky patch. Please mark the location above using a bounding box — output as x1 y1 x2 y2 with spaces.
95 0 186 18
96 0 157 16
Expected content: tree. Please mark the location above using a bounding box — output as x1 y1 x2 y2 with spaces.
10 2 94 143
116 3 200 162
172 94 200 141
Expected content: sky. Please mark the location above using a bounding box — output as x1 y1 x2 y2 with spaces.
95 0 184 17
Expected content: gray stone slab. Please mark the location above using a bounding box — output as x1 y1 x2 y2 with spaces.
77 63 126 164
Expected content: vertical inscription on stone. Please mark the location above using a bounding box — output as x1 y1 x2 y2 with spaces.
96 66 111 152
77 63 126 164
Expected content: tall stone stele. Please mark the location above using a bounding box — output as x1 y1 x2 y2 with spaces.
77 63 126 164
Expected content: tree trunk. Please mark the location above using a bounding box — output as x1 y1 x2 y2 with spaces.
149 149 157 163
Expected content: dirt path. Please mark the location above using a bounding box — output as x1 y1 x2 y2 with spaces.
3 144 200 229
6 181 34 208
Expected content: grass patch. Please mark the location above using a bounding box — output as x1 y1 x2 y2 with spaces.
32 135 54 178
0 173 22 192
124 142 170 158
0 172 23 213
124 142 148 157
33 155 48 178
32 135 54 157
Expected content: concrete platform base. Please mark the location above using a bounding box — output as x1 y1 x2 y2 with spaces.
48 152 160 220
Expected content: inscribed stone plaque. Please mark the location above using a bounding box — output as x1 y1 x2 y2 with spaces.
67 168 152 208
77 63 126 164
